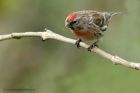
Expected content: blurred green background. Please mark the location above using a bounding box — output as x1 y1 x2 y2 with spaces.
0 0 140 93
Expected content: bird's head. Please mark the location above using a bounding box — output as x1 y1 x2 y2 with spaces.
65 13 79 30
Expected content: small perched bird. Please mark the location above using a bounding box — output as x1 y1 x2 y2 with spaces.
65 10 119 51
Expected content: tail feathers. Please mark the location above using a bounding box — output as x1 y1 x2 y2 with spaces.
110 12 121 16
103 12 121 20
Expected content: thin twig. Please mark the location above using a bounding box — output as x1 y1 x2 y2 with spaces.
0 29 140 70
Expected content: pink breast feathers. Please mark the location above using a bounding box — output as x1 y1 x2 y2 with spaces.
74 30 97 40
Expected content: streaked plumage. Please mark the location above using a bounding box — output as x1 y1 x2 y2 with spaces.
65 10 119 50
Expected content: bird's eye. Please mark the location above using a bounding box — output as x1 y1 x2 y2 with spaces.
73 21 77 23
70 21 77 26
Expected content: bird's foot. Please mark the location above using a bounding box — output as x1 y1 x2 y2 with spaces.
75 39 82 48
88 42 99 51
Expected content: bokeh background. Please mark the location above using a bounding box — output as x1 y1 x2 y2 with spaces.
0 0 140 93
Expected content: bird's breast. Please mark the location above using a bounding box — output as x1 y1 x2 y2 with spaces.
73 30 98 40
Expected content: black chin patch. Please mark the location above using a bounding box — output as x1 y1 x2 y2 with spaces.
68 21 77 30
69 26 75 30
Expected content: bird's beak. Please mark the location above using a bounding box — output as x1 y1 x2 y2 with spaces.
65 20 73 29
65 18 71 27
65 19 76 30
65 21 69 27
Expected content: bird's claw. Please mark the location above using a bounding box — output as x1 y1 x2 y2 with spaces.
88 42 99 51
75 39 82 48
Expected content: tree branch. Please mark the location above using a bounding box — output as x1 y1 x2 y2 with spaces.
0 29 140 70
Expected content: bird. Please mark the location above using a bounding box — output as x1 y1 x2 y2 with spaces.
65 10 119 51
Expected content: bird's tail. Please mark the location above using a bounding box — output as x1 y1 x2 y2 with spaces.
110 12 121 16
102 12 121 21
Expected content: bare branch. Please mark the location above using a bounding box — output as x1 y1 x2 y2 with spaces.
0 29 140 70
